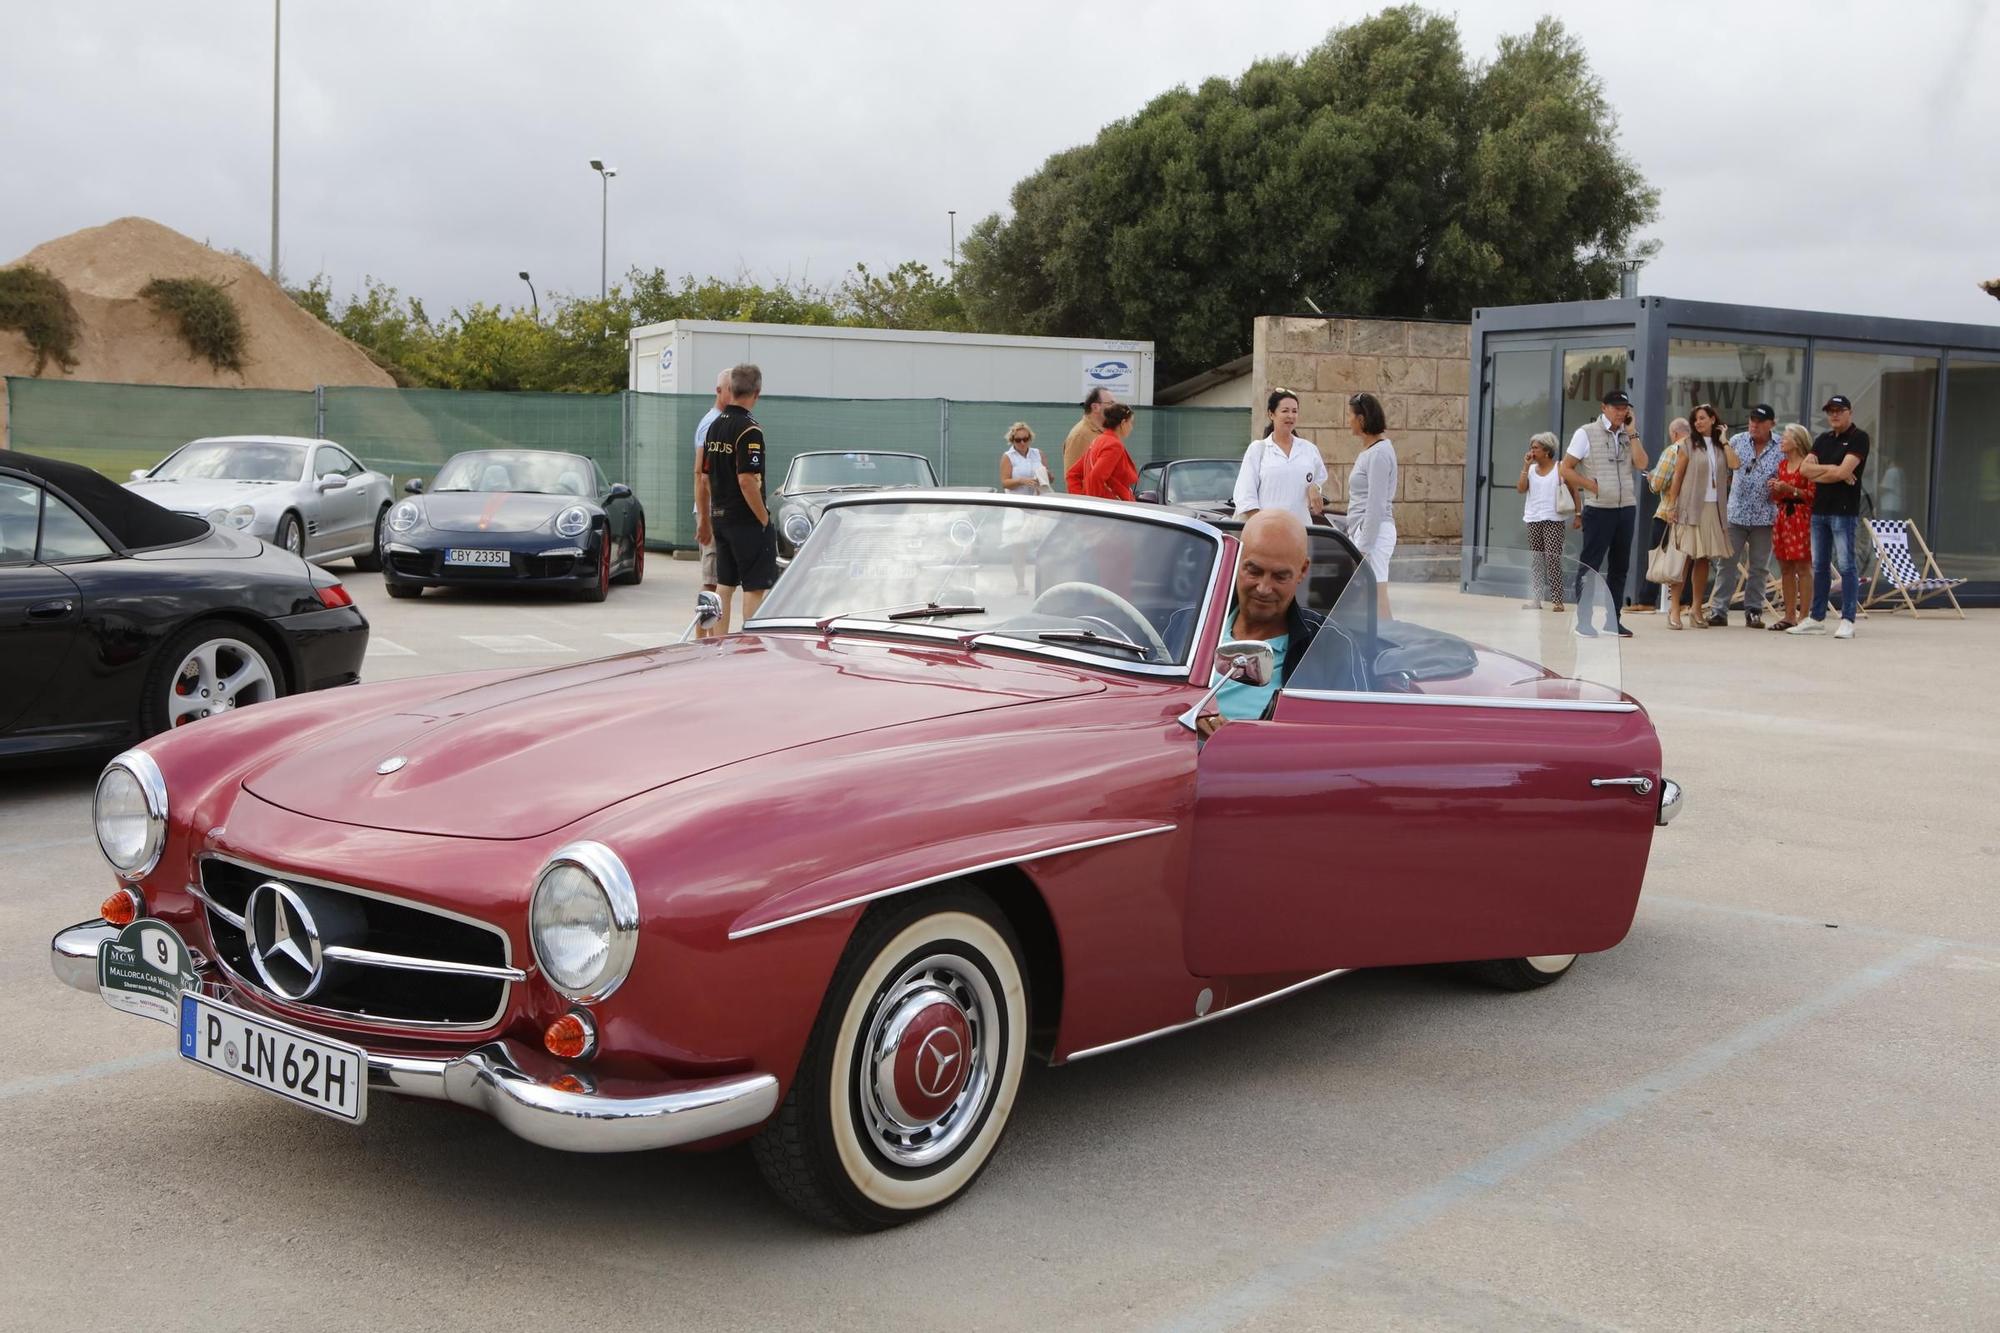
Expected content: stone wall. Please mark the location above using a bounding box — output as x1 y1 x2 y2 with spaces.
1248 315 1470 542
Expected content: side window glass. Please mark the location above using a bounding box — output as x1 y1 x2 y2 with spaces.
335 449 363 478
0 478 40 565
313 446 347 479
39 492 114 563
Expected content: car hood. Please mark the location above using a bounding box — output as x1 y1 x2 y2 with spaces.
125 478 292 512
241 635 1106 839
419 491 584 533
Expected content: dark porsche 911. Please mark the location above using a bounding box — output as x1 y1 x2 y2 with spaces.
381 449 645 601
1 451 368 764
774 451 939 566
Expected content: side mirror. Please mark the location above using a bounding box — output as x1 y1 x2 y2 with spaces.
130 468 149 481
404 478 426 495
1136 489 1160 504
607 482 633 501
681 589 723 642
316 473 348 491
1177 639 1277 732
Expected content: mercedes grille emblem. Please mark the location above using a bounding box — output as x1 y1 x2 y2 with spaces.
243 880 326 1000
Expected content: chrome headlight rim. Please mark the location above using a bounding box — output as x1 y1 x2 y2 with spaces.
528 840 638 1003
553 505 592 539
781 511 814 546
388 499 423 533
94 750 168 882
204 504 256 531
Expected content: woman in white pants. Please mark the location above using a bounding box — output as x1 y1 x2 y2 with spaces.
1232 388 1327 527
1346 392 1397 619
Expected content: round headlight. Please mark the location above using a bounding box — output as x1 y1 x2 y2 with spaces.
529 842 638 1002
388 500 422 532
94 751 167 881
782 511 814 546
205 507 228 526
554 505 591 539
224 504 256 530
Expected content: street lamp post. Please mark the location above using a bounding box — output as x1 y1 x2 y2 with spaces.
947 210 956 277
519 271 539 320
270 0 281 283
588 159 617 302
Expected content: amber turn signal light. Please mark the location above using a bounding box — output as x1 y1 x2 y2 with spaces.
543 1010 596 1061
100 887 144 926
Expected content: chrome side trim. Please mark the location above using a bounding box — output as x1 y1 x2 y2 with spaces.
186 877 244 929
729 824 1178 940
321 945 528 982
1064 967 1355 1062
1281 688 1639 714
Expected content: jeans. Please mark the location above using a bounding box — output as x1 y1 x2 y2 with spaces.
1710 523 1773 618
1575 504 1637 629
1809 513 1859 623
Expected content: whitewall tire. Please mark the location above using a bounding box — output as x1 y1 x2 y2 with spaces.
1474 953 1578 991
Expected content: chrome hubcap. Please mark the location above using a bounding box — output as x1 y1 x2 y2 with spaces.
858 954 996 1168
1524 954 1577 974
283 521 302 552
169 637 276 726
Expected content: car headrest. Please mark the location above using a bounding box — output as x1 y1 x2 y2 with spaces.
479 465 513 491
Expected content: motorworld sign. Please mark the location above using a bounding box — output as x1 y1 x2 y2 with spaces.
1081 354 1136 399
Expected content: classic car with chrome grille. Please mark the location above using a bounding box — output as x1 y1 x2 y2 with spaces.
50 494 1680 1230
382 449 644 601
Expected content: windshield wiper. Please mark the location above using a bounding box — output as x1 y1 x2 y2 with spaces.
1034 627 1149 657
814 602 986 633
887 603 985 620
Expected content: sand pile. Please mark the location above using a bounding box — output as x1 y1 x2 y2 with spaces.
1 216 393 439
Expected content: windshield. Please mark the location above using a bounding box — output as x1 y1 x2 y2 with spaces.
152 441 304 483
434 451 596 495
785 453 937 491
752 499 1220 668
1164 460 1238 505
1286 546 1622 702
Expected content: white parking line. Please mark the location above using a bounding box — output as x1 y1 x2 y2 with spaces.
364 637 416 657
460 634 574 654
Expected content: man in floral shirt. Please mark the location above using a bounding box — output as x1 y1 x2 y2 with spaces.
1706 404 1784 627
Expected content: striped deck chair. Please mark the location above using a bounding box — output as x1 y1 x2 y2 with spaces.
1861 519 1966 618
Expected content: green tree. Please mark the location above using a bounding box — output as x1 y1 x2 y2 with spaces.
956 6 1657 381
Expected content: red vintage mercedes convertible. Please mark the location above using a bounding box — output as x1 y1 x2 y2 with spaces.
52 494 1680 1230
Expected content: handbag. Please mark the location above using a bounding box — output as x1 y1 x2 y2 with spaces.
1646 529 1687 584
1555 477 1576 515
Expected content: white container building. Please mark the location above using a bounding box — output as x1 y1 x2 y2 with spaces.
627 320 1155 405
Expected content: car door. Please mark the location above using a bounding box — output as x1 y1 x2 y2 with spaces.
0 479 82 734
311 445 371 553
1180 564 1662 976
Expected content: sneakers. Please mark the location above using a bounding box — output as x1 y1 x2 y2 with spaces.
1704 612 1729 628
1834 619 1856 639
1745 615 1763 629
1787 619 1827 635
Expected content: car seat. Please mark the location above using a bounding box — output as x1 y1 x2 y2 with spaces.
479 464 513 491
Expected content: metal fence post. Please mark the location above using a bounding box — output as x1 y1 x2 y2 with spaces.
939 398 951 485
314 384 325 438
621 390 632 484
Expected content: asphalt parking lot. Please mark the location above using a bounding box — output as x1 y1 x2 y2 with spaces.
3 556 1996 1331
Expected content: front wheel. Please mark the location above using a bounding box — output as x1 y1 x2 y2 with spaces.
351 504 389 572
1472 954 1577 991
273 511 305 558
752 890 1029 1231
574 537 611 602
614 517 645 585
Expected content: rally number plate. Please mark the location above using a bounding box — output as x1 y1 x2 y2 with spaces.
179 992 368 1123
443 548 509 567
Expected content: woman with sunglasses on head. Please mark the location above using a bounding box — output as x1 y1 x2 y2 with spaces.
1665 403 1737 627
1345 392 1397 620
1231 388 1327 526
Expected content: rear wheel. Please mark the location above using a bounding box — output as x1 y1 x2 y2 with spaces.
351 505 389 572
142 620 285 736
614 517 645 585
752 890 1029 1231
1472 954 1578 991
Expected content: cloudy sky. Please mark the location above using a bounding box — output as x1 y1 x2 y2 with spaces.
5 0 1995 333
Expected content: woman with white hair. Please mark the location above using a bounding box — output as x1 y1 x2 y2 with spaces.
1516 432 1575 611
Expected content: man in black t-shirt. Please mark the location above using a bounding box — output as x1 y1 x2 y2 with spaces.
694 363 776 631
1787 394 1869 638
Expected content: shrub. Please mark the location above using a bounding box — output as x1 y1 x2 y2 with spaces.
0 265 82 373
141 276 246 372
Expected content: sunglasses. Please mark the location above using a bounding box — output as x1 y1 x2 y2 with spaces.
1009 436 1031 443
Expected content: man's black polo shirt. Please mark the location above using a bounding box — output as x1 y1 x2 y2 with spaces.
701 404 766 522
1809 425 1870 517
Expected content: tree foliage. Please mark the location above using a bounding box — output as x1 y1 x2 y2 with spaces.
956 6 1657 381
0 264 82 374
141 277 247 372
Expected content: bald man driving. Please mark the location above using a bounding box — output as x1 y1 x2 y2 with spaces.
1198 509 1322 737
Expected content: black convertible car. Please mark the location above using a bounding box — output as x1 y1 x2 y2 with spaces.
382 449 644 601
774 451 941 566
1 451 369 764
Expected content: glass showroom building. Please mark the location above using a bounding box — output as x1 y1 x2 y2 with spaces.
1461 296 2000 604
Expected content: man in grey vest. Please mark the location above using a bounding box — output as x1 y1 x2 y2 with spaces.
1560 388 1650 638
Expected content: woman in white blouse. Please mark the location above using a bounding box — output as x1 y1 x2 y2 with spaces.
1345 392 1397 619
997 422 1047 593
1516 431 1576 611
1232 388 1327 527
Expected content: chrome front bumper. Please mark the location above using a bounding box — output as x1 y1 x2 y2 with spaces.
51 920 778 1153
1657 779 1685 827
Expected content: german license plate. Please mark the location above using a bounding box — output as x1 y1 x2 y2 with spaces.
179 992 368 1123
444 548 509 567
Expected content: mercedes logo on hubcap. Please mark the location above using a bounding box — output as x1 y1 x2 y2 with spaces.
243 880 326 1000
913 1027 965 1100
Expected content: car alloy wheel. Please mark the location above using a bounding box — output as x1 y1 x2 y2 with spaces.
753 891 1028 1230
615 518 645 585
275 512 304 555
143 620 285 735
1473 953 1578 991
352 505 389 572
576 537 611 602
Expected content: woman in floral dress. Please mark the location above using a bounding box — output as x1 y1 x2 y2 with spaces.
1768 423 1817 630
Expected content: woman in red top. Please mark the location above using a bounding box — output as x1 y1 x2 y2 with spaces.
1075 403 1138 500
1768 423 1817 630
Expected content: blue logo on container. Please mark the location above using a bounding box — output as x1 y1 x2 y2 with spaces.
1086 360 1130 382
659 348 674 374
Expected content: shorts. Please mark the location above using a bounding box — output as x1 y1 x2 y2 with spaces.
715 516 778 592
698 537 718 585
1363 521 1397 582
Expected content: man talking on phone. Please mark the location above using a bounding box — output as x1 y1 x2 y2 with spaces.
1561 388 1650 638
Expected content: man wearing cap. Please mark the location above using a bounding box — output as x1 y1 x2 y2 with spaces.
1706 405 1785 627
1560 388 1650 638
1789 395 1868 638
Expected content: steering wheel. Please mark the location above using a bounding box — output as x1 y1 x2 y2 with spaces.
1030 582 1171 660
